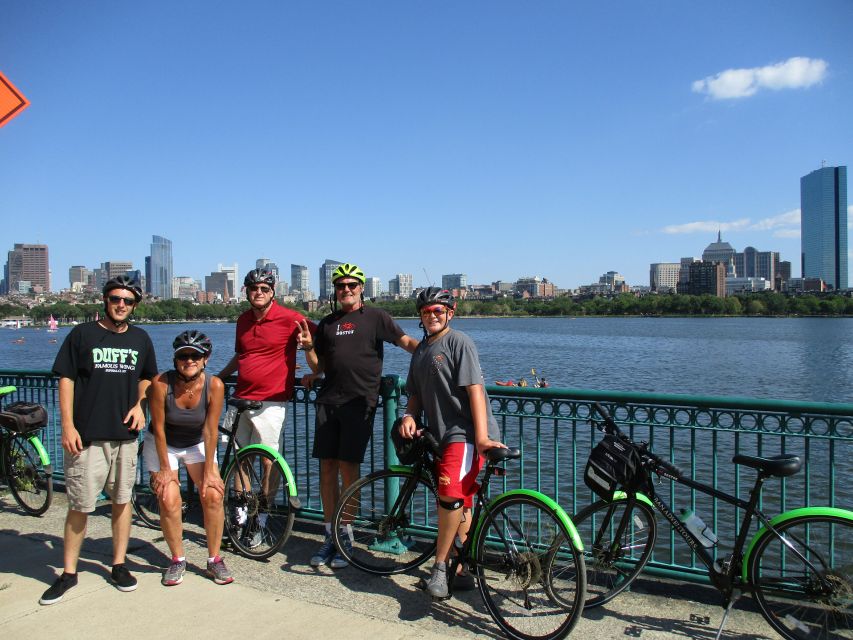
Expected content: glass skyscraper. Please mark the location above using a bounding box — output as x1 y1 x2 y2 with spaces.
801 166 848 290
148 235 173 299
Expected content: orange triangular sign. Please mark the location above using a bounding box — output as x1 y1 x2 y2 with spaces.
0 72 30 129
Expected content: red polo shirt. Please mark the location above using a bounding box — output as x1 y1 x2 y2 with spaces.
234 302 314 401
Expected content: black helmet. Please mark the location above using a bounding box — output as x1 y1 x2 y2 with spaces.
172 330 212 356
416 287 456 311
103 275 142 302
391 417 421 465
244 268 275 288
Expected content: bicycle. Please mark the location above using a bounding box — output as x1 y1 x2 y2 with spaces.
0 385 53 516
332 431 587 640
131 396 301 559
572 401 853 640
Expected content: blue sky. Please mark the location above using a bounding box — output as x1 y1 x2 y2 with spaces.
2 1 851 292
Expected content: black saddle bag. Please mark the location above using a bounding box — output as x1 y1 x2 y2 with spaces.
0 402 49 434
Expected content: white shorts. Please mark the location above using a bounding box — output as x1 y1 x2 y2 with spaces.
143 430 216 472
232 401 286 451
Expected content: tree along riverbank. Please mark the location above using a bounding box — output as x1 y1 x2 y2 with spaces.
3 291 853 325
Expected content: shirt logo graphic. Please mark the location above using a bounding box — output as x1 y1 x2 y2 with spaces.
431 354 445 375
92 347 139 372
336 321 356 336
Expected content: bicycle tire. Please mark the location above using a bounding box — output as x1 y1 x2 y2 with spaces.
130 440 163 528
223 448 295 560
570 497 657 608
6 434 52 516
474 493 586 640
332 468 438 575
748 514 853 640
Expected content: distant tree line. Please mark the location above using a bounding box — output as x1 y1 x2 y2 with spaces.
3 292 852 325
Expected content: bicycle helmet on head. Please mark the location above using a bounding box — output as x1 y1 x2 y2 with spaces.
103 275 143 302
331 263 366 284
244 268 276 288
416 287 456 311
172 330 213 356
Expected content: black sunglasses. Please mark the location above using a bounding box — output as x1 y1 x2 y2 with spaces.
248 285 273 293
175 352 204 361
107 295 136 305
335 282 360 291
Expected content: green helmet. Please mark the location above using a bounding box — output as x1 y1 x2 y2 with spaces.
332 263 366 284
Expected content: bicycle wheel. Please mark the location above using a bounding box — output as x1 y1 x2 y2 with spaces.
332 469 437 575
223 448 295 560
570 498 657 607
130 440 161 528
6 434 52 515
748 514 853 640
474 493 586 640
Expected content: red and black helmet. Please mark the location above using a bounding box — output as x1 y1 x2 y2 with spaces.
244 269 275 288
416 287 456 311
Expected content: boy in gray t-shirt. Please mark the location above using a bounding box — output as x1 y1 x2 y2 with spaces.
399 287 505 599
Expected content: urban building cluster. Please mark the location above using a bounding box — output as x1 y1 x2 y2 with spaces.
2 166 848 305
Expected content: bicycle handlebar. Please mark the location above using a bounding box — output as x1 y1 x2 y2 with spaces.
591 402 682 478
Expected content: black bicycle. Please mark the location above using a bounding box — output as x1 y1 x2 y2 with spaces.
332 431 586 640
131 397 300 559
573 401 853 640
0 385 53 516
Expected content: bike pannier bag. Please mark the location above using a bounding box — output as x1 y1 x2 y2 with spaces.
584 434 639 501
0 402 48 434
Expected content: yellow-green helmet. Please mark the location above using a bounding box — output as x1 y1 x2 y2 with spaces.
332 263 366 284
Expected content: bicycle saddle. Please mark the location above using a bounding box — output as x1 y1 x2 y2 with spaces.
227 398 263 412
485 447 521 463
732 454 801 477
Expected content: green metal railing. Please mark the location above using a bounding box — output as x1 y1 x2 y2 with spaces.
3 369 852 582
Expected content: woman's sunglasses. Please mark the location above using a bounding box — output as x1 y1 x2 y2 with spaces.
175 352 204 361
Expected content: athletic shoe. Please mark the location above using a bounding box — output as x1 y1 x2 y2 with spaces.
242 526 263 550
426 563 449 598
110 564 138 592
39 573 78 605
206 557 234 585
310 534 336 567
330 534 352 569
161 558 186 586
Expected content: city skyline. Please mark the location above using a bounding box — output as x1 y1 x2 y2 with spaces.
2 2 852 289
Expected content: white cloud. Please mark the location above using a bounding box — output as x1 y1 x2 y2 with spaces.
751 208 800 231
773 229 801 238
662 218 750 235
692 57 828 100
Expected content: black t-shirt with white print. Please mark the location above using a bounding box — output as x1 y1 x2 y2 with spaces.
52 321 158 442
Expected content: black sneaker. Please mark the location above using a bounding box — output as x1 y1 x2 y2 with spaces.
110 564 138 592
39 572 78 605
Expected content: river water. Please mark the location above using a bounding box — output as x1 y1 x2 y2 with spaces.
3 316 851 403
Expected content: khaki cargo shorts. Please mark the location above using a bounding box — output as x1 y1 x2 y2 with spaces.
64 440 138 512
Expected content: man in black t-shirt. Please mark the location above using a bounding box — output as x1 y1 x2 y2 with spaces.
296 262 418 569
40 276 158 606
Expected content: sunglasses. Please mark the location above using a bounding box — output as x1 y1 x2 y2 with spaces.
420 305 447 316
335 282 361 291
248 285 272 293
107 295 136 306
175 352 204 361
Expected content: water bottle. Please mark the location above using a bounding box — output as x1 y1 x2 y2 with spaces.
679 509 718 548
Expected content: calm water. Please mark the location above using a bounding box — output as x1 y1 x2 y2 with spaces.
2 317 852 403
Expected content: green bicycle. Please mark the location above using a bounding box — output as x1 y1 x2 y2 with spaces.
0 385 53 516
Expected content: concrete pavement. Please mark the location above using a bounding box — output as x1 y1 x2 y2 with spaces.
0 490 778 639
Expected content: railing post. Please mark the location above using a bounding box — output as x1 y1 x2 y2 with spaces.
380 374 402 511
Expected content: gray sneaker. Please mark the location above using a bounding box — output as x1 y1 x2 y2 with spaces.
162 558 186 586
426 563 449 598
330 533 352 569
310 534 336 567
242 527 263 550
206 557 234 585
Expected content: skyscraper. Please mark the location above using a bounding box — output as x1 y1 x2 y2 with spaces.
319 259 343 301
3 243 50 293
801 165 848 290
148 235 173 299
291 264 309 295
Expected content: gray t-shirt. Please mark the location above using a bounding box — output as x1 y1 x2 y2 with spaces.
406 329 500 445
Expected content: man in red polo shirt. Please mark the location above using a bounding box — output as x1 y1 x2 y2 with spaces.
219 268 314 548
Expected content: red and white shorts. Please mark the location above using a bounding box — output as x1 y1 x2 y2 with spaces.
436 442 483 508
